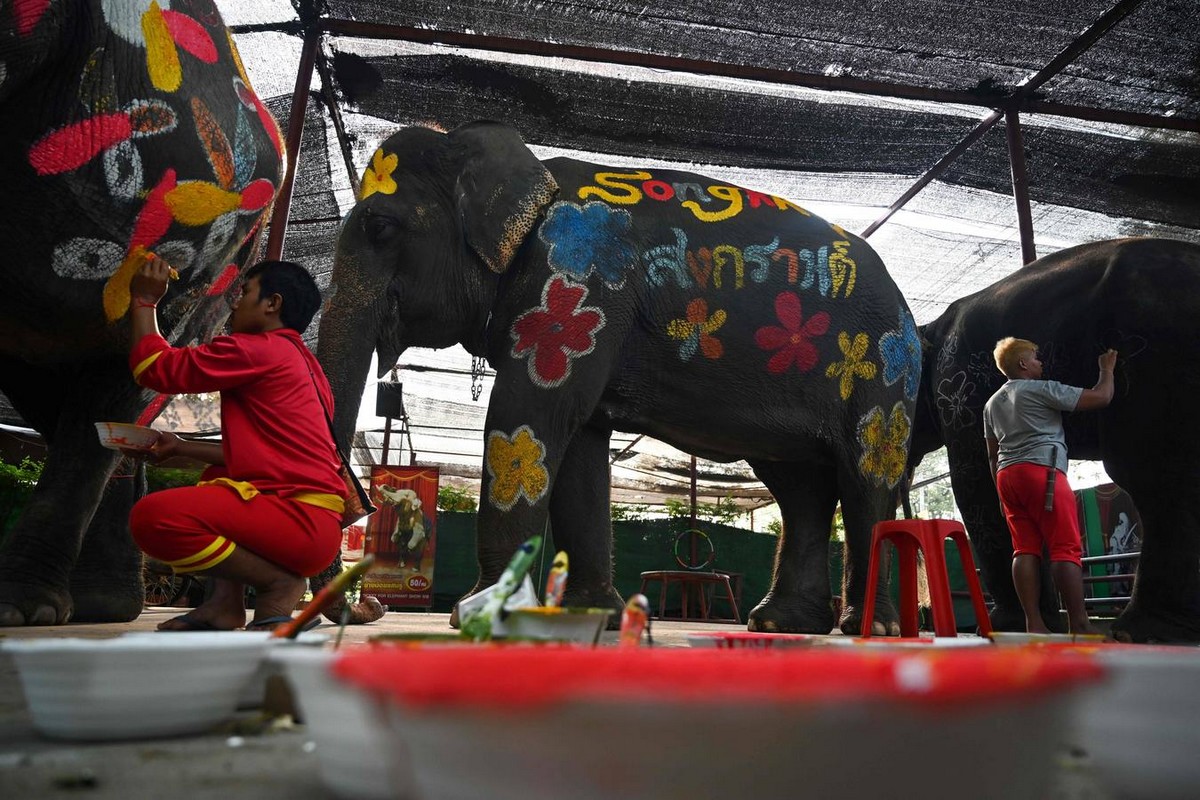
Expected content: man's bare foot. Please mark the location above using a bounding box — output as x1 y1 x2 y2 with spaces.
248 574 307 628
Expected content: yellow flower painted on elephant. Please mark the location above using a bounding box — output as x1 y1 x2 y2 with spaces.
825 331 877 400
486 425 550 511
360 148 398 200
857 402 911 489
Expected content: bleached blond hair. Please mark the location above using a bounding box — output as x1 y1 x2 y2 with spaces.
993 337 1038 378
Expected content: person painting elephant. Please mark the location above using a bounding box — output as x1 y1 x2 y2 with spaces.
0 0 283 625
318 121 920 634
984 337 1116 636
911 238 1200 643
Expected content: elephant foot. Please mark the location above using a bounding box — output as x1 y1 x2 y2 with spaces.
0 580 73 626
562 585 625 630
1110 602 1200 645
746 594 836 634
837 602 901 637
321 594 386 625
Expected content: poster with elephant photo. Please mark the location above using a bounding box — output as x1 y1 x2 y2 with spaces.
362 466 440 608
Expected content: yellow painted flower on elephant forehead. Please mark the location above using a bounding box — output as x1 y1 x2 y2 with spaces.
825 331 878 400
359 148 399 200
857 402 911 489
486 425 550 511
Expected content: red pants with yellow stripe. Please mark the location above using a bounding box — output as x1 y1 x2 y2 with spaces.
130 485 342 577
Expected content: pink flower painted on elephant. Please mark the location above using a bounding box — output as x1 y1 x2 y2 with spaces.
510 276 606 388
754 292 830 374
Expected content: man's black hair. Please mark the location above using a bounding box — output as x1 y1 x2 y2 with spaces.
243 260 321 333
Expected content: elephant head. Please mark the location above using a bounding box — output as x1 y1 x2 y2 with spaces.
318 122 558 448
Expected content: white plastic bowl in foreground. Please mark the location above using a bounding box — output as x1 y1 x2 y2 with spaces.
94 421 159 451
272 647 412 800
334 645 1103 800
1073 646 1200 800
2 633 270 741
502 607 612 644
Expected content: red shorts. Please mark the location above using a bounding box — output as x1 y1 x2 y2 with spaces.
130 485 341 577
995 463 1082 566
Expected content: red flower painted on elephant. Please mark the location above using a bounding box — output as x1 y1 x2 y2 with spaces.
754 292 831 374
511 276 606 388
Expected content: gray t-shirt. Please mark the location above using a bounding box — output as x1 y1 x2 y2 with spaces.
983 379 1083 473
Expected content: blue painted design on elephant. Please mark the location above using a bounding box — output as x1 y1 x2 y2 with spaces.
879 311 922 401
538 200 637 289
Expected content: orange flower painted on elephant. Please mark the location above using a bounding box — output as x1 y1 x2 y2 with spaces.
666 299 725 361
360 148 399 200
486 426 550 511
857 402 911 489
825 331 877 400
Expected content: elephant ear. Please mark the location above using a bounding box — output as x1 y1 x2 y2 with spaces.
449 122 558 274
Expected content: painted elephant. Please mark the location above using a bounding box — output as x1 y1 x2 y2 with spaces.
910 237 1200 643
0 0 283 625
319 121 920 634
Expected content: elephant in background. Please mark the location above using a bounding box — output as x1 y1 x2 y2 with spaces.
910 237 1200 643
376 485 429 572
0 0 282 625
318 121 920 634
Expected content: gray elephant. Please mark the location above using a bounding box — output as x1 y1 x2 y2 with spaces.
319 121 920 634
0 0 282 625
910 237 1200 643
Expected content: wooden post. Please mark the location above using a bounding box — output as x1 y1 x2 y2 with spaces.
265 27 320 260
1005 109 1037 265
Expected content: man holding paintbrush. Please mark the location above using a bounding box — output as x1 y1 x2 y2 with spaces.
984 337 1117 635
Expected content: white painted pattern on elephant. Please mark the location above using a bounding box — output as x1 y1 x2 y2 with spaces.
485 425 550 511
936 331 959 375
509 275 606 389
936 371 977 431
103 140 145 201
967 349 999 388
103 0 174 44
537 201 637 289
52 238 125 280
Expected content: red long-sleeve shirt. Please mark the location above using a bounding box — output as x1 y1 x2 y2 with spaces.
130 328 344 500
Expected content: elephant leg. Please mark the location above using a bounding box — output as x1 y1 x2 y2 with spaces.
0 357 139 625
547 423 624 616
311 551 386 625
947 445 1064 633
746 460 839 634
1108 467 1200 644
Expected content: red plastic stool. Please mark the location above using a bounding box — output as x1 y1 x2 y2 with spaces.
860 519 993 638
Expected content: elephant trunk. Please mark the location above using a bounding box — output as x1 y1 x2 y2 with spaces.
316 286 380 453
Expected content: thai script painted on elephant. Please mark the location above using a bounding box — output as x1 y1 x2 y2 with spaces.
825 331 878 400
510 276 607 388
577 170 811 223
538 201 637 289
879 311 922 401
646 229 856 297
667 299 726 361
755 292 830 374
857 401 911 488
485 425 550 511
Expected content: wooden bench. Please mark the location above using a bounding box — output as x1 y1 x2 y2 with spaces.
639 570 741 624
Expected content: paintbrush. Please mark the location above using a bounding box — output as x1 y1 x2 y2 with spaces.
272 554 376 640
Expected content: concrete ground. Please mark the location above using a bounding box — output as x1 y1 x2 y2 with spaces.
0 608 1113 799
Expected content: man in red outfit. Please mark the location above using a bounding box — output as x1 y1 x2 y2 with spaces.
128 256 344 631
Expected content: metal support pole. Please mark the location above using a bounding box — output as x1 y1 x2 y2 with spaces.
689 455 698 568
1005 109 1037 265
265 27 320 260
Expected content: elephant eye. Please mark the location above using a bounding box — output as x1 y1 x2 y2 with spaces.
362 210 402 245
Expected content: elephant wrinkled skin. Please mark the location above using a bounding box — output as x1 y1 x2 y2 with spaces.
911 237 1200 644
0 1 282 625
319 122 920 634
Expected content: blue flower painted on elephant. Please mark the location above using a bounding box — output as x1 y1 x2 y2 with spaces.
935 371 976 431
538 201 637 289
879 311 921 401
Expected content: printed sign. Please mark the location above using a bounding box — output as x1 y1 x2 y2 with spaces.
362 466 439 608
1076 483 1141 599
